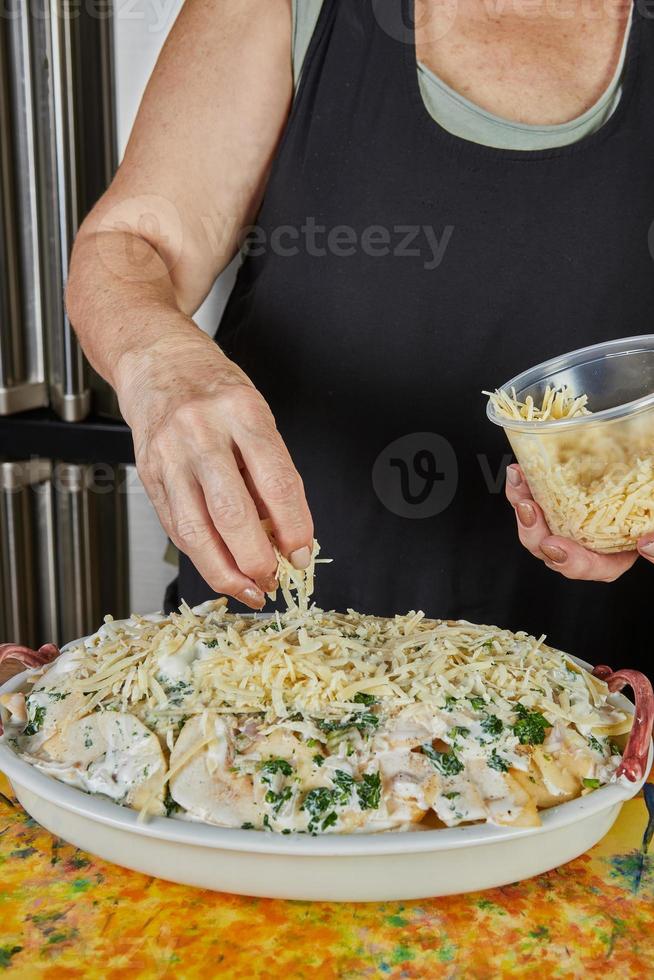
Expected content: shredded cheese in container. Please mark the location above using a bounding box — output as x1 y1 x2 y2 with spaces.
487 385 654 552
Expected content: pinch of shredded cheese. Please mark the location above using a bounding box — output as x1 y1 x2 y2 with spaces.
486 385 591 422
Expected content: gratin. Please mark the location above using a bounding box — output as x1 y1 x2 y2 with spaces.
0 542 634 835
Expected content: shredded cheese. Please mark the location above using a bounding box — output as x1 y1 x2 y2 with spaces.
59 604 627 737
17 536 631 831
486 385 591 422
487 386 654 552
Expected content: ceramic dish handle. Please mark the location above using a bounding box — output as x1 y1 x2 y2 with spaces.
592 666 654 782
0 643 61 670
0 644 61 735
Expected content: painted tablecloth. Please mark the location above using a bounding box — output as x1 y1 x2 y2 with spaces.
0 773 652 979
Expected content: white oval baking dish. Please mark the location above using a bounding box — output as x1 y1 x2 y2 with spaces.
0 655 651 902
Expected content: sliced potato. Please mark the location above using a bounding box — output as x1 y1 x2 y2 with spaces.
25 710 167 813
168 713 260 827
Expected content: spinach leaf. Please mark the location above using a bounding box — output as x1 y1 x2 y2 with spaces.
512 704 550 745
356 772 381 810
480 715 503 738
488 749 509 772
260 758 293 779
422 744 464 776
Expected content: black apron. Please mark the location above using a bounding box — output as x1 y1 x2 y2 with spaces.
173 0 654 674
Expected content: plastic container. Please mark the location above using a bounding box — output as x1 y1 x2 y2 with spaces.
487 336 654 553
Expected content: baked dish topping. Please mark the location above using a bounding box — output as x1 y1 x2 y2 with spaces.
0 542 632 834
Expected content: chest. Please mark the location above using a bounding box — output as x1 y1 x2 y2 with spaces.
415 0 631 124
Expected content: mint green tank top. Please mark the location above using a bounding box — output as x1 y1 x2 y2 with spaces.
292 0 631 151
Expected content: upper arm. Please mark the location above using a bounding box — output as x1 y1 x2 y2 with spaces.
80 0 293 315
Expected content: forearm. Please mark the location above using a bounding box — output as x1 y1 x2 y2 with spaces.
66 226 229 397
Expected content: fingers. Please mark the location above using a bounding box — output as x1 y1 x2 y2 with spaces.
637 534 654 565
513 495 551 557
507 464 638 582
505 464 532 506
538 535 638 582
232 397 314 567
191 450 279 591
159 466 266 609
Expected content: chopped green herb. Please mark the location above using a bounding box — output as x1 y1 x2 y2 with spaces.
263 814 272 830
164 787 180 818
469 697 486 711
356 772 381 810
512 705 549 745
265 786 293 814
47 691 70 702
443 695 458 711
313 754 325 767
301 788 333 819
241 822 255 830
204 638 219 648
24 702 46 737
332 770 355 804
488 749 509 772
306 738 319 748
260 758 293 778
587 735 604 754
422 744 464 776
315 712 378 736
443 791 459 800
321 811 338 831
355 712 379 733
352 692 377 705
481 715 503 737
451 726 471 741
609 742 622 756
583 777 600 790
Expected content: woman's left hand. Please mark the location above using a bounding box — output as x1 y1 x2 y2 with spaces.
505 464 654 581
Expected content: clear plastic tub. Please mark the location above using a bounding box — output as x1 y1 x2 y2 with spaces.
487 336 654 553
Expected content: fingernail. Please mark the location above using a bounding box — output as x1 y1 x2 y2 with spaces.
237 587 265 610
259 575 278 593
638 540 654 556
516 501 536 529
290 546 311 570
507 467 521 487
541 544 568 565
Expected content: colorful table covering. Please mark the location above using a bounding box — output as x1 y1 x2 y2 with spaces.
0 773 652 979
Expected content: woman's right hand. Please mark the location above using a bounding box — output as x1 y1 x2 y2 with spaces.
116 329 314 609
63 0 309 608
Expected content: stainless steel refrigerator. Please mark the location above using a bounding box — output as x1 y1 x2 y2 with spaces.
0 2 131 647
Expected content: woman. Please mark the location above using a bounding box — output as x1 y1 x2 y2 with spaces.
66 0 654 669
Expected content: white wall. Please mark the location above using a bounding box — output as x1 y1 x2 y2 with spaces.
113 2 238 611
